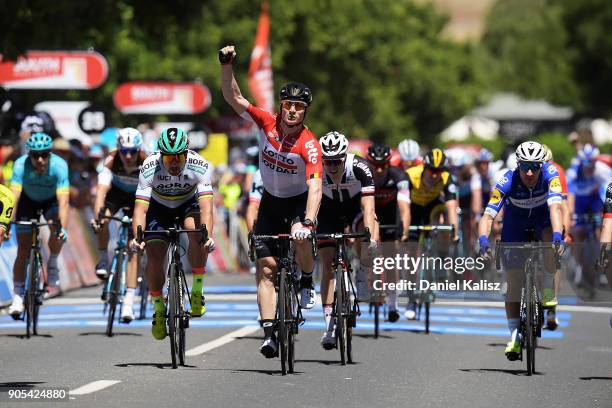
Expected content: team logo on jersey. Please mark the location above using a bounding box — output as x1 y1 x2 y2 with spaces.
549 177 562 193
490 188 502 205
547 164 557 175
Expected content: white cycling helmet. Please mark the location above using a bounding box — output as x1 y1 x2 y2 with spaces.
398 139 420 162
117 127 143 150
515 141 546 163
320 131 349 159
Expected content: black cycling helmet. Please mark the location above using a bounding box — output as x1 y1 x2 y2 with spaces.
279 82 312 106
366 143 392 164
423 148 448 169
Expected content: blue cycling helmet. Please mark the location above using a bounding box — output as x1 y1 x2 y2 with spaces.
476 148 493 162
26 132 53 151
578 143 599 164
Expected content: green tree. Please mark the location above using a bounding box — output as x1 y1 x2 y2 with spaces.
1 0 487 145
481 0 580 108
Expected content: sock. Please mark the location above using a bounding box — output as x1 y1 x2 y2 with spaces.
48 254 59 270
13 282 25 297
192 267 205 293
124 288 135 305
387 289 398 311
151 290 165 314
543 272 554 292
323 304 334 333
262 319 275 339
301 271 313 288
508 317 520 341
97 248 108 265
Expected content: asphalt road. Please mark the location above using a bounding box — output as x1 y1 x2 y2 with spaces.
1 274 611 408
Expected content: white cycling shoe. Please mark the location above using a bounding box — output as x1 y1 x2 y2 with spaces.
120 302 134 323
8 295 24 320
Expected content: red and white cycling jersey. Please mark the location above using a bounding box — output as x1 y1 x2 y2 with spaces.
240 104 322 198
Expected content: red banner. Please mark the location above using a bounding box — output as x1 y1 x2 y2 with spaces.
0 51 108 89
248 1 274 112
113 82 211 114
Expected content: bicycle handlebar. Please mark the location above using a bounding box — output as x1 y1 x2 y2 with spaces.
494 240 562 270
136 224 209 245
408 225 454 232
315 228 371 241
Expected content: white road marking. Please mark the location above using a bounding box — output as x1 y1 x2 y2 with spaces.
69 380 121 396
45 293 257 305
186 325 260 356
438 300 612 313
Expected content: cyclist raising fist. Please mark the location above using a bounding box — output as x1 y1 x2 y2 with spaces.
220 44 323 358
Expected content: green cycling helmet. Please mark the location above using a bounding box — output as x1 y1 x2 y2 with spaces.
158 128 189 154
26 132 53 151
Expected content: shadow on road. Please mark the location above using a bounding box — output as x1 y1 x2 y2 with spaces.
579 376 612 381
228 368 298 376
459 368 544 376
0 382 46 388
79 332 143 337
487 342 554 351
115 363 197 369
353 333 394 339
0 333 53 339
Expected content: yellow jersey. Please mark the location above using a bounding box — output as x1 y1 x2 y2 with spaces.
0 183 15 228
405 165 457 207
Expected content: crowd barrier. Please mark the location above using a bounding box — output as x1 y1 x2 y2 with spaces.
0 207 241 307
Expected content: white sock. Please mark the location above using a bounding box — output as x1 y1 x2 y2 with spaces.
13 282 25 296
48 254 59 270
97 248 108 264
124 288 136 305
508 317 520 341
323 304 334 333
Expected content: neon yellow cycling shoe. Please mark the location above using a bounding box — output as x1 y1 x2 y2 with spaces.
151 312 167 340
505 338 521 361
190 291 206 317
542 288 558 309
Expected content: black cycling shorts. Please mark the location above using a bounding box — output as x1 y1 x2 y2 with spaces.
15 193 58 233
253 190 308 259
104 185 136 217
317 195 361 249
408 199 446 241
144 197 200 242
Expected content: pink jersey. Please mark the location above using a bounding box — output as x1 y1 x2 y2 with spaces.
241 104 322 198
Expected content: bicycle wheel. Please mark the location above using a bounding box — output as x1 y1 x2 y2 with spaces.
345 274 354 364
177 267 186 366
32 252 43 336
24 251 36 339
287 277 296 374
138 274 149 320
373 303 380 339
424 299 430 335
278 266 288 375
168 262 180 369
106 253 122 337
525 267 535 376
337 263 346 365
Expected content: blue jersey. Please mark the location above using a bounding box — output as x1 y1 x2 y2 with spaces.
10 153 70 201
566 161 611 215
485 162 563 220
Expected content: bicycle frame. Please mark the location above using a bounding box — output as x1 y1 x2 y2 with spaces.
14 210 59 338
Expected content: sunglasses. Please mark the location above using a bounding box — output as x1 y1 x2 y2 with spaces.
162 153 187 167
120 147 139 156
281 101 307 112
323 158 345 166
518 161 542 172
426 167 444 175
30 151 50 159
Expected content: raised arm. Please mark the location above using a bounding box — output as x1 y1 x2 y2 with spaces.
219 45 250 114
